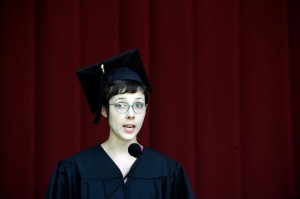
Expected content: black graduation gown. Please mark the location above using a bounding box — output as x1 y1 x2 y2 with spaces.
45 145 195 199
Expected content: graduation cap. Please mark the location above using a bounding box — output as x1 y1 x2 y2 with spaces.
76 48 151 124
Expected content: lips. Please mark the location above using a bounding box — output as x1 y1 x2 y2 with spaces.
123 124 135 133
123 124 135 128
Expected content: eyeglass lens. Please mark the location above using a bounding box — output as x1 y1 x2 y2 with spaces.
112 102 146 113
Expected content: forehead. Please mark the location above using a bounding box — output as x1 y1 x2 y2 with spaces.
110 91 145 102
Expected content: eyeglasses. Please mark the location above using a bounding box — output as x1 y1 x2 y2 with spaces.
109 102 147 114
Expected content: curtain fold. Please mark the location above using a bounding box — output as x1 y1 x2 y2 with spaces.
0 1 36 198
288 0 300 196
194 3 242 198
239 1 296 198
0 0 299 198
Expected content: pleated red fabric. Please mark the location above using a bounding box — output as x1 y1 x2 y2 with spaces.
0 0 299 198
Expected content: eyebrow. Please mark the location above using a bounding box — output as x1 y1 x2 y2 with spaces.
114 97 145 101
115 97 126 100
135 97 144 100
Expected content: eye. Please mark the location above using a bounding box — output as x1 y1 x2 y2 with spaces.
134 102 145 108
115 102 128 108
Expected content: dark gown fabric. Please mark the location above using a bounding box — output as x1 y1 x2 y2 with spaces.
45 145 195 199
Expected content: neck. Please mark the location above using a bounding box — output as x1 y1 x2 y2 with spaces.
101 138 138 155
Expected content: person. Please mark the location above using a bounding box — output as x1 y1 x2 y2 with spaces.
45 49 195 199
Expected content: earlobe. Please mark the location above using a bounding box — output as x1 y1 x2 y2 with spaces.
101 106 108 118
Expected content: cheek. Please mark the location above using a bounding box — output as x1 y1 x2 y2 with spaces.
137 113 146 124
107 111 120 124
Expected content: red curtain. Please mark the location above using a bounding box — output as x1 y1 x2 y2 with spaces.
0 0 299 198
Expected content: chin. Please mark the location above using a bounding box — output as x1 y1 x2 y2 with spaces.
121 134 137 141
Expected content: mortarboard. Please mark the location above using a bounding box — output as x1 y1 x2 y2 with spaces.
76 48 151 124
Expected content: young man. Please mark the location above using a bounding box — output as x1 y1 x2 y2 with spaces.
46 49 194 199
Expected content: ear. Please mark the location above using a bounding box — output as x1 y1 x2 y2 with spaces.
101 106 108 118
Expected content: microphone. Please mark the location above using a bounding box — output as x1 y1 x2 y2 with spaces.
106 143 143 199
128 143 143 158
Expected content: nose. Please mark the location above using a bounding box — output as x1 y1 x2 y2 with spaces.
126 106 135 119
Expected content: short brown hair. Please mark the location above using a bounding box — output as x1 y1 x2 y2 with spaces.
103 79 149 108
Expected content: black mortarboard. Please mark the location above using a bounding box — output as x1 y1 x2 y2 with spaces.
76 48 151 124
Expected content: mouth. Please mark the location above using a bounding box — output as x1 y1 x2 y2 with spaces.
123 124 136 133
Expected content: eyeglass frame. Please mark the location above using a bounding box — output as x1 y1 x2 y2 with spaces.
109 102 148 114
